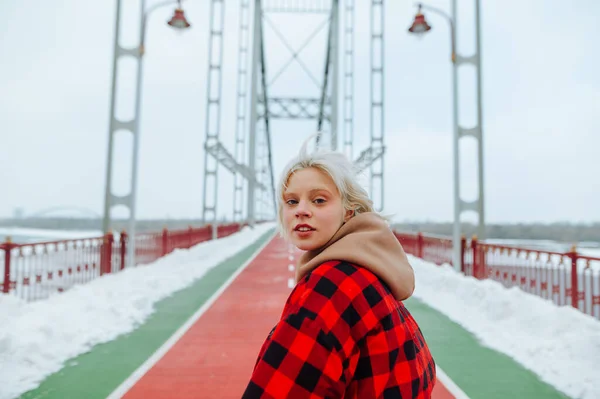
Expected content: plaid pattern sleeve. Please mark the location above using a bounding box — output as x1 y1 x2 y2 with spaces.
242 261 436 398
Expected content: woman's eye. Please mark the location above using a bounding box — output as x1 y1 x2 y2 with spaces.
314 198 326 204
286 199 298 205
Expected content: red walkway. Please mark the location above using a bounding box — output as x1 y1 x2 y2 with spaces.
121 236 456 398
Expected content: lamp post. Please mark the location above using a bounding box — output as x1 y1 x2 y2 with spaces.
408 1 485 272
103 0 191 268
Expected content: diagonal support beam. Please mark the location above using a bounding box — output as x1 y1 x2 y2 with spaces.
205 141 265 190
316 0 340 150
258 9 277 211
264 14 329 89
353 145 386 174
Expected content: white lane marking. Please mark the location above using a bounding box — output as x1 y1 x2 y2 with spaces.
436 365 470 399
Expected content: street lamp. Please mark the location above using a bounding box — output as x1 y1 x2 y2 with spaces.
104 0 191 268
408 1 485 272
408 4 455 63
128 0 191 266
167 7 191 29
141 0 192 54
408 6 431 35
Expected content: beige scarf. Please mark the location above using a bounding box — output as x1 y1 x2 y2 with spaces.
296 212 415 301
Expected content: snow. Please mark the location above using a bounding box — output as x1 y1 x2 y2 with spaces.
0 223 275 399
484 238 600 272
580 248 600 258
0 227 102 243
409 255 600 399
485 238 600 255
1 224 598 399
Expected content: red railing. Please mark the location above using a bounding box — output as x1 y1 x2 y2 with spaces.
394 232 455 266
394 231 600 320
1 223 245 302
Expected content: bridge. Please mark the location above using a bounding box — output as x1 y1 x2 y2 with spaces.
1 1 599 399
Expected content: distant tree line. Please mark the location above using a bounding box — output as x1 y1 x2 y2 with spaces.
393 221 600 243
2 218 600 244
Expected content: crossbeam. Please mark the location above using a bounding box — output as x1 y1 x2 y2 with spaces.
259 97 330 120
263 0 332 13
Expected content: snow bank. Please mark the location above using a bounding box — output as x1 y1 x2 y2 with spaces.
410 255 600 399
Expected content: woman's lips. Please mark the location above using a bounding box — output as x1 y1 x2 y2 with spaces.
294 229 315 238
293 224 315 238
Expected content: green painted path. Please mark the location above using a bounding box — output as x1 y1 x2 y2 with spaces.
404 298 569 399
20 229 274 399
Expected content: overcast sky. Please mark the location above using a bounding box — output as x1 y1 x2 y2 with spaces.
1 0 599 224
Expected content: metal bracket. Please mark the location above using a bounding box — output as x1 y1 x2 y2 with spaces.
117 46 140 58
113 120 135 132
110 194 129 207
460 199 480 213
455 54 478 66
458 126 481 139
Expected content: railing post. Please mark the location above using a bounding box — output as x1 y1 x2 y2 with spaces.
460 235 467 274
120 230 127 270
162 227 169 256
188 226 194 248
101 232 114 275
212 222 218 240
569 245 579 309
471 235 478 278
100 233 106 275
2 236 15 294
417 232 423 258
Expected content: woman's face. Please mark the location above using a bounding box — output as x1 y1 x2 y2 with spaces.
282 167 353 251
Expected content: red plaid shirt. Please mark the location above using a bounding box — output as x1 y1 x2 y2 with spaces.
243 260 436 398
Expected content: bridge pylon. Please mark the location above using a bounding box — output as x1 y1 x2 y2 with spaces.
201 0 387 225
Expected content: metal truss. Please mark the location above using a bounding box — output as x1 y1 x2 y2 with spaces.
201 0 386 224
233 0 251 222
258 7 277 213
262 0 332 13
201 0 226 224
369 0 385 211
260 97 330 120
342 0 354 158
316 0 340 150
202 0 270 225
247 0 272 224
255 124 276 221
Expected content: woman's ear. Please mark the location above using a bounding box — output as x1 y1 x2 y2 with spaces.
343 208 354 222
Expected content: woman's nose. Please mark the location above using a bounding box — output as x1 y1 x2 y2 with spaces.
295 202 311 217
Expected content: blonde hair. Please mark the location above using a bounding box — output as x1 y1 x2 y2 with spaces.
276 134 376 238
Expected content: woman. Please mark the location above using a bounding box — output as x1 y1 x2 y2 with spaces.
243 138 436 398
